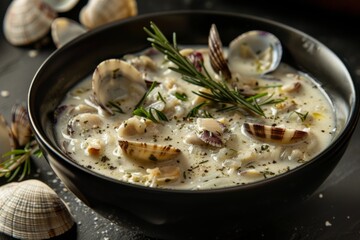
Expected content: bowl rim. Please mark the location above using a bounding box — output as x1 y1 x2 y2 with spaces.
28 10 360 195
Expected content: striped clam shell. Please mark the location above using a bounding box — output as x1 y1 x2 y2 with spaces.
208 24 232 80
119 140 181 162
243 122 308 144
3 0 57 46
11 104 32 147
0 179 74 239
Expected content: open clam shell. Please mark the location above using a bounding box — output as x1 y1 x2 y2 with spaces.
92 59 146 112
51 17 87 48
3 0 57 46
79 0 138 29
0 179 74 239
228 30 283 76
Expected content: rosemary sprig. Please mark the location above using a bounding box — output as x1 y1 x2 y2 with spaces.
133 81 168 123
133 107 169 123
144 22 271 116
0 140 41 182
294 111 309 122
186 102 213 118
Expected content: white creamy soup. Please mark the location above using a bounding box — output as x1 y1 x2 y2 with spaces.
54 39 335 190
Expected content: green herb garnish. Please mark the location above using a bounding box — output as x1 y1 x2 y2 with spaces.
0 140 41 182
133 107 169 123
174 92 188 101
186 102 213 118
144 22 284 117
294 111 309 122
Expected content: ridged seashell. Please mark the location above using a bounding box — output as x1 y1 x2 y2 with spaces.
0 179 74 239
0 115 15 157
3 0 57 46
228 30 282 76
242 122 308 144
208 24 232 80
79 0 138 29
92 59 146 112
119 140 181 162
51 17 87 48
11 104 32 147
43 0 80 12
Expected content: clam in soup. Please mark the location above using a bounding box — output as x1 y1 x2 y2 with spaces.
54 24 335 190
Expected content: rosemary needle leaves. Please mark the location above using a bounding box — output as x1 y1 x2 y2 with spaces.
144 22 283 117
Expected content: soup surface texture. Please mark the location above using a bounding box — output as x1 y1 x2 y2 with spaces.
54 45 335 190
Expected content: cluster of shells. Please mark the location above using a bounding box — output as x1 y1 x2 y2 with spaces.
0 179 74 239
3 0 138 48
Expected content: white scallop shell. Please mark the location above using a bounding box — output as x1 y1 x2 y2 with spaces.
0 179 74 239
3 0 57 46
51 17 87 48
43 0 80 13
79 0 138 29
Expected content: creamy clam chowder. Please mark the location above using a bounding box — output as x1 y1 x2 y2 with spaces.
54 39 335 190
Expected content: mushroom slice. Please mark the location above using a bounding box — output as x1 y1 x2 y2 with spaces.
242 122 308 145
119 140 181 162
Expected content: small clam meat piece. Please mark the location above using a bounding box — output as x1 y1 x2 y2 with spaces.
119 140 181 162
146 166 181 184
51 17 87 48
79 0 138 29
228 30 282 76
92 59 146 111
0 180 74 239
281 81 302 92
3 0 57 46
196 118 226 147
208 24 232 80
242 122 308 144
117 116 149 137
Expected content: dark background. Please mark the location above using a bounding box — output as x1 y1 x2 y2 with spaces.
1 0 360 239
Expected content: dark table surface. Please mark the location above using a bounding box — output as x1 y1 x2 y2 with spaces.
1 0 360 239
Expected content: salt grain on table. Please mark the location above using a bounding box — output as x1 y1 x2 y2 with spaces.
1 90 10 97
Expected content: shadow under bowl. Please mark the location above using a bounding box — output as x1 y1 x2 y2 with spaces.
28 11 359 239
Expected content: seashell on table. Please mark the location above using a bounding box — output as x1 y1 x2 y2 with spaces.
51 17 87 48
0 179 74 239
3 0 57 46
79 0 138 29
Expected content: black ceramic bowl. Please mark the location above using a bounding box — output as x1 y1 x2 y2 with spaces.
28 11 359 239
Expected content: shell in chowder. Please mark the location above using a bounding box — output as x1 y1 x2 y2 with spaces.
0 179 74 239
79 0 138 29
242 122 308 145
91 59 146 114
3 0 57 46
51 17 87 48
208 24 232 80
119 140 181 162
228 30 282 76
